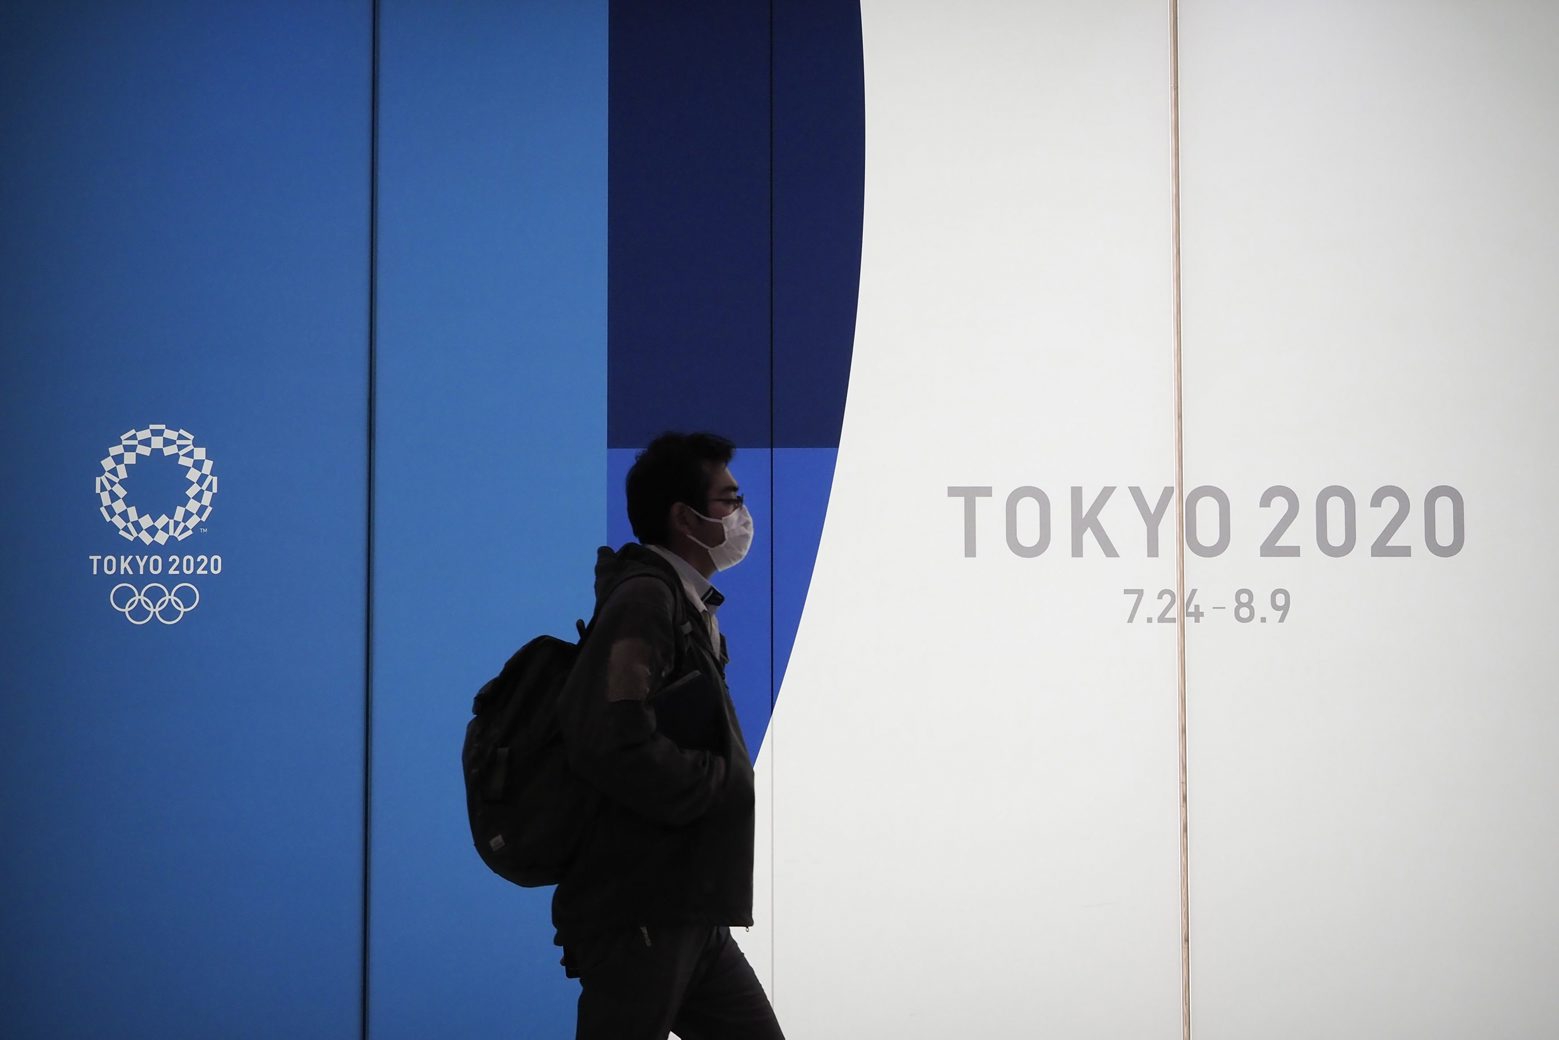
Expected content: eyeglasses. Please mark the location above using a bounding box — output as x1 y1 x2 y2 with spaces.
708 494 745 510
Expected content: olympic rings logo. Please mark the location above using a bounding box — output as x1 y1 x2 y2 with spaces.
96 425 217 545
109 582 201 625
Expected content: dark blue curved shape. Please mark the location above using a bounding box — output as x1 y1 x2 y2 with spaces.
607 0 864 751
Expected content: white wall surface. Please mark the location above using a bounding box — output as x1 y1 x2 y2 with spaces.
748 2 1185 1036
1178 2 1559 1037
738 2 1558 1037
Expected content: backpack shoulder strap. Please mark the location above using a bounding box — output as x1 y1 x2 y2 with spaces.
580 564 707 695
580 566 692 647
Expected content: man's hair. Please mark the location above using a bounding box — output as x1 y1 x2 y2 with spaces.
626 431 736 546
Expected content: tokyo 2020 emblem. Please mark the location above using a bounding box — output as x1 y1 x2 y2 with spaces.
96 425 217 544
93 425 219 626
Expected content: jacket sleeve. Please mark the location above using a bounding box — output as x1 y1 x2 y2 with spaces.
557 575 728 827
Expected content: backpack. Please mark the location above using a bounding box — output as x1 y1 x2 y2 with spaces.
461 567 691 887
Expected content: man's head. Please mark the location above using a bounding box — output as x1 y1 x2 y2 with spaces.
626 431 751 578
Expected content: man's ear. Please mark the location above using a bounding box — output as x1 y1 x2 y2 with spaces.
667 501 691 541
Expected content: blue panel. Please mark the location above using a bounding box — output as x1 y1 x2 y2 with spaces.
0 3 370 1037
770 0 861 706
607 0 772 448
774 0 865 447
606 0 862 756
608 448 775 754
370 2 606 1037
607 0 861 449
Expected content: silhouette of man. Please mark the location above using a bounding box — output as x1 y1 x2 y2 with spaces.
552 431 783 1040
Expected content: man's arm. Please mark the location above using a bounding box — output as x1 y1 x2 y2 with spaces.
557 574 727 827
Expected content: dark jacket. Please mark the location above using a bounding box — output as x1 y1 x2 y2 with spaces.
550 543 756 945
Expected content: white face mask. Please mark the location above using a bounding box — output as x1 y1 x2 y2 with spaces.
687 504 754 571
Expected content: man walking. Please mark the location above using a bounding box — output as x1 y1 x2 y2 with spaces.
552 431 784 1039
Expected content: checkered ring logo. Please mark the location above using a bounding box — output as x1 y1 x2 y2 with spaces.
95 425 217 544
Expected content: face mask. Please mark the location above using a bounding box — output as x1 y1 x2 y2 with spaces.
687 504 754 571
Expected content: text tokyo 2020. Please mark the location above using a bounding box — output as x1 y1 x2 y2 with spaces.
947 484 1464 559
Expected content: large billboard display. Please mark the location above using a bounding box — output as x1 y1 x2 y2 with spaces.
3 1 1555 1037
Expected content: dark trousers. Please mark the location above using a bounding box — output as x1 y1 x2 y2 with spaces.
563 923 784 1040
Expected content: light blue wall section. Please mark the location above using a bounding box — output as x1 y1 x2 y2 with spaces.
0 2 371 1037
370 2 607 1036
2 4 845 1035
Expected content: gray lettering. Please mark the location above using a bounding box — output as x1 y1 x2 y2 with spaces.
1071 486 1118 557
948 486 993 558
1425 485 1465 557
1129 485 1174 558
1316 485 1357 558
1005 487 1051 558
1185 486 1229 557
1259 486 1301 557
1369 486 1412 557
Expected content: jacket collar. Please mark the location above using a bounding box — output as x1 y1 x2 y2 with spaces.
644 544 723 616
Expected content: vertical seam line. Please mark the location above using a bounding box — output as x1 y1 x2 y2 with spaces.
362 1 380 1037
1168 1 1192 1038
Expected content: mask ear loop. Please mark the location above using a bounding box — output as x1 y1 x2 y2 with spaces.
684 505 735 552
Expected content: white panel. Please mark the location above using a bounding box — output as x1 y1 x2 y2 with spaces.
746 2 1185 1035
1179 2 1559 1037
